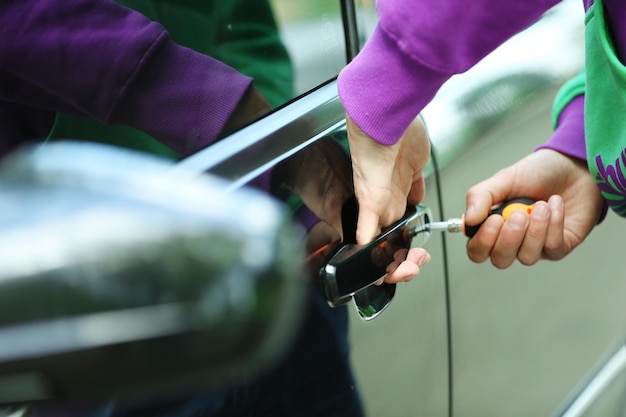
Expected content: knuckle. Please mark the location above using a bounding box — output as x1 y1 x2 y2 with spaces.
466 246 488 264
491 256 512 269
543 239 561 252
517 253 538 266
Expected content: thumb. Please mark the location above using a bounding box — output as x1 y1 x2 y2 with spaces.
465 174 513 226
355 206 381 244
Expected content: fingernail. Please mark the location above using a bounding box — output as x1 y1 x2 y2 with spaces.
507 211 528 230
549 195 563 209
418 253 431 267
531 202 550 219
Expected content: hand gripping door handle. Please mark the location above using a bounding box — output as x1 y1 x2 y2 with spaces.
320 198 433 320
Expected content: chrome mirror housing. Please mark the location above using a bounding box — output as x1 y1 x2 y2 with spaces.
0 142 305 404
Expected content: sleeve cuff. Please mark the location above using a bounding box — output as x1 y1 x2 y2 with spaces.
113 39 253 155
294 205 320 232
337 25 449 145
535 95 586 161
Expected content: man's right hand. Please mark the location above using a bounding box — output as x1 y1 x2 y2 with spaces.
465 149 605 268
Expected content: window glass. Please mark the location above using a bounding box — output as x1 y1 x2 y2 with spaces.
271 0 346 95
354 0 377 48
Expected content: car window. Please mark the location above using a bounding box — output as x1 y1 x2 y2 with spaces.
271 0 347 96
354 0 376 46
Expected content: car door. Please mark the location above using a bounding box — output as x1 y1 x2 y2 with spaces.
177 0 452 415
185 0 626 416
425 1 626 415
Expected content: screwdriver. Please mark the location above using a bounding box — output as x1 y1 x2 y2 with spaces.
427 198 535 238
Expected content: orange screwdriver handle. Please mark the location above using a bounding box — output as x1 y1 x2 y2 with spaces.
463 198 535 238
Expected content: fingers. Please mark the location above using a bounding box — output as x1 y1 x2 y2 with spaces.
407 176 426 206
542 195 567 260
464 150 601 268
468 210 530 269
515 201 549 265
355 206 383 245
465 172 515 227
347 115 431 244
303 221 342 280
493 211 530 268
466 215 505 264
466 199 566 268
384 247 431 283
346 116 399 243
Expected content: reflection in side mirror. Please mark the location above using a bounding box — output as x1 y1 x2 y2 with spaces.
0 142 305 405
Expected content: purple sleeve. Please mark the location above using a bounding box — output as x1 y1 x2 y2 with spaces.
536 95 609 223
0 0 252 156
535 95 586 160
295 206 321 233
338 0 561 145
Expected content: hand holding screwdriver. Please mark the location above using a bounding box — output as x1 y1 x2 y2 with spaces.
463 149 604 269
429 198 535 237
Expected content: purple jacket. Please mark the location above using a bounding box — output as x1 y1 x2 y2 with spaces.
0 0 253 158
338 0 626 164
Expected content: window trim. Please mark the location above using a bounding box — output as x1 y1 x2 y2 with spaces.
174 80 345 189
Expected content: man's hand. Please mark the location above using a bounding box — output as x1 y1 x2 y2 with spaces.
383 247 431 283
346 115 430 245
465 149 605 268
303 221 341 281
272 136 354 240
275 119 432 284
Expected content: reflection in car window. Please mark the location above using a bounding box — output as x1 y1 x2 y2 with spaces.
354 0 377 47
271 0 345 95
47 0 296 159
45 0 348 160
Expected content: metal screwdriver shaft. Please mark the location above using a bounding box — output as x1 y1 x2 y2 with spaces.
427 219 464 233
425 198 535 237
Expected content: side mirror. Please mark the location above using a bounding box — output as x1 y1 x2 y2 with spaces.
0 142 305 405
